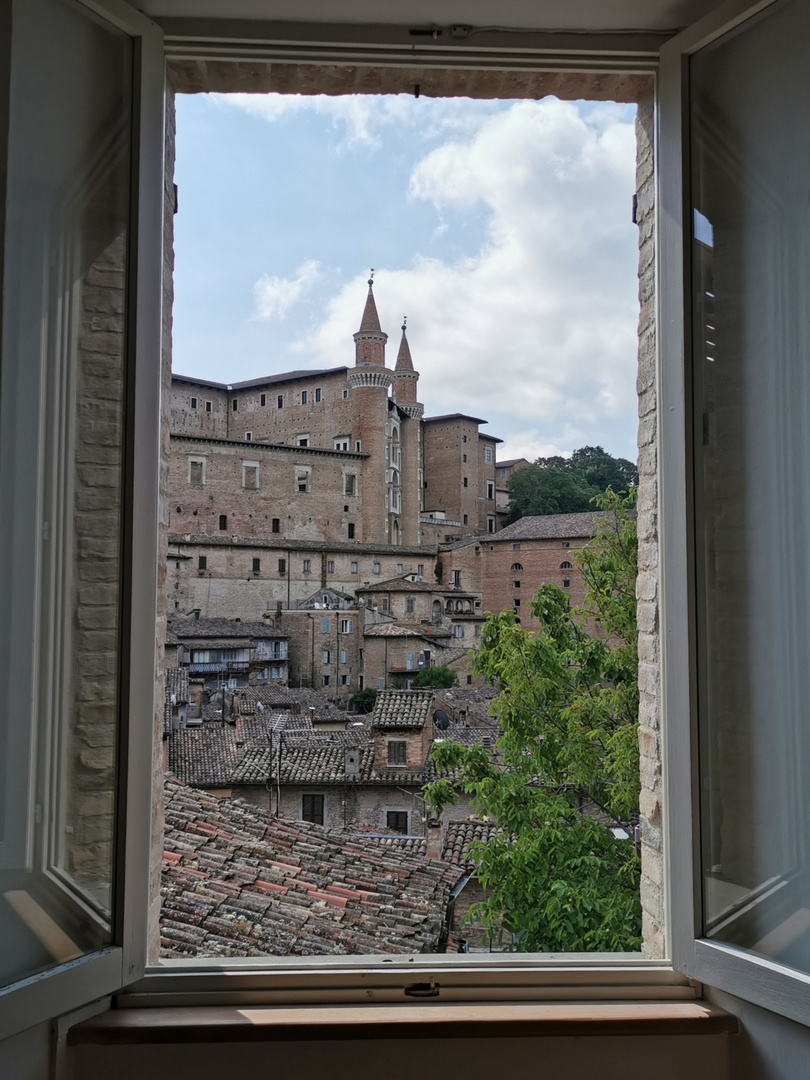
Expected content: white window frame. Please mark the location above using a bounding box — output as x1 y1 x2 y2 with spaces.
241 459 259 489
188 455 206 485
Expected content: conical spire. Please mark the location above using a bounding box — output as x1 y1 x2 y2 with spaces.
358 275 382 333
395 319 414 372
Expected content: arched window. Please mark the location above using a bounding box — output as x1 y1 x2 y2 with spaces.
455 600 463 612
446 600 453 613
560 561 572 569
510 562 523 571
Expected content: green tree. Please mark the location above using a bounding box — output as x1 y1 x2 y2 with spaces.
411 664 458 689
350 687 377 714
426 489 640 952
504 445 637 523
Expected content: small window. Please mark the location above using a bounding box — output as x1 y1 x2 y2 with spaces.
303 559 311 573
245 432 252 442
562 541 570 548
487 517 496 533
297 435 309 448
205 400 212 412
350 561 358 573
511 562 523 571
344 474 356 496
278 559 286 574
232 399 238 412
407 597 414 614
198 556 207 571
355 440 361 452
467 674 472 685
378 677 385 690
322 674 331 687
381 598 388 612
560 561 573 569
190 396 197 409
189 459 204 485
487 481 495 500
453 570 461 587
387 810 408 833
296 467 311 492
260 393 266 406
338 618 353 634
417 564 424 578
277 395 283 409
315 388 321 403
485 446 492 464
271 518 280 533
334 438 350 451
462 435 467 443
340 649 348 664
321 618 330 633
302 794 324 825
219 515 227 531
387 741 407 766
343 389 349 399
514 580 521 589
463 514 468 525
513 543 521 550
301 390 308 405
513 599 521 608
348 523 355 540
500 468 506 478
323 650 333 664
340 674 351 686
453 625 465 638
463 477 468 487
373 562 380 574
252 558 260 573
396 563 403 574
463 454 467 463
327 560 334 574
242 463 258 489
562 579 571 589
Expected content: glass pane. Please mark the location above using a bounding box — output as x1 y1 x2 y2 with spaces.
691 0 810 971
0 0 132 988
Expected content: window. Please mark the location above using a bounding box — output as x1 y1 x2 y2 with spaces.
373 562 380 574
338 618 353 634
462 435 467 443
511 562 524 571
242 462 258 489
340 674 351 686
560 561 573 569
296 467 311 492
205 400 212 412
315 387 321 402
562 579 571 589
321 619 330 633
378 678 385 691
334 438 349 451
453 625 465 638
232 398 238 411
340 649 348 664
417 564 424 578
562 541 570 549
514 580 521 589
278 558 286 574
260 393 266 406
252 558 260 573
302 794 324 826
487 480 495 499
463 453 467 462
277 394 283 408
387 811 409 833
323 650 333 664
347 523 355 539
198 556 207 571
487 517 496 533
344 473 356 495
500 468 506 477
405 652 414 670
297 435 309 448
327 560 334 574
190 396 197 409
406 597 414 614
189 458 205 485
387 741 407 766
350 561 358 573
463 514 468 525
219 514 228 531
303 559 311 573
381 598 388 612
453 570 461 587
301 390 308 404
513 599 521 608
463 476 468 487
322 674 331 687
355 440 361 452
467 674 473 685
343 389 349 399
485 446 493 464
513 543 521 550
245 431 252 441
272 518 280 533
396 563 403 574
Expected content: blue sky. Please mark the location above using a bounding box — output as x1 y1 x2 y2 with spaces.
173 93 639 463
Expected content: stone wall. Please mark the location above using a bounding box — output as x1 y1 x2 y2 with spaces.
633 90 663 958
423 416 483 527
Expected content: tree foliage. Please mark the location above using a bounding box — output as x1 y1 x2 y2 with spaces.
350 687 377 714
411 664 458 689
425 489 640 952
505 445 638 523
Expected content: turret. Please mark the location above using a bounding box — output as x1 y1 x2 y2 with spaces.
353 275 388 369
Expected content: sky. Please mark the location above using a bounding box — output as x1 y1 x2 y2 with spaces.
173 92 639 463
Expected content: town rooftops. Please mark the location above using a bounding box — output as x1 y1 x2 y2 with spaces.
357 575 440 593
487 510 610 542
172 368 349 391
496 457 530 470
161 779 462 957
422 413 488 426
168 616 288 641
371 689 433 730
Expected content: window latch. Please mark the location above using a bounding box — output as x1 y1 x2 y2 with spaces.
404 977 440 999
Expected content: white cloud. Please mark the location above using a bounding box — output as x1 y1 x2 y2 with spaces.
252 259 320 321
296 98 638 447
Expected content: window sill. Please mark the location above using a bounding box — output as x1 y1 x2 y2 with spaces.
68 1001 736 1045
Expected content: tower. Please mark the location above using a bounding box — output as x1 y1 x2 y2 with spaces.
347 276 393 545
393 320 424 546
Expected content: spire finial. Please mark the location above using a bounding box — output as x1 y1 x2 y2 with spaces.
368 268 375 287
402 315 407 333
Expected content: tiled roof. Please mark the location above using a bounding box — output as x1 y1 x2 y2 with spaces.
489 511 609 542
363 624 435 640
168 616 287 641
422 413 487 425
169 724 240 786
442 820 500 867
166 667 190 704
433 687 499 727
173 368 348 392
357 576 439 593
495 458 530 470
372 689 433 730
161 779 461 957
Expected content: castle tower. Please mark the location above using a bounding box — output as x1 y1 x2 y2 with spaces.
392 321 424 546
347 276 393 545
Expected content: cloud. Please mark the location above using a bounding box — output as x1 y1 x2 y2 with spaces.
296 98 638 449
252 260 320 321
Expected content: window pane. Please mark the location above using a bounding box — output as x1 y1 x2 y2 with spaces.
691 0 810 972
0 0 132 987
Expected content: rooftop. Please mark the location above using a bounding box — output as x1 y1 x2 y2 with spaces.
172 368 349 391
371 689 433 730
168 616 288 641
489 511 610 542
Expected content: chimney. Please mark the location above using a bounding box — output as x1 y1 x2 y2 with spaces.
425 819 442 859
